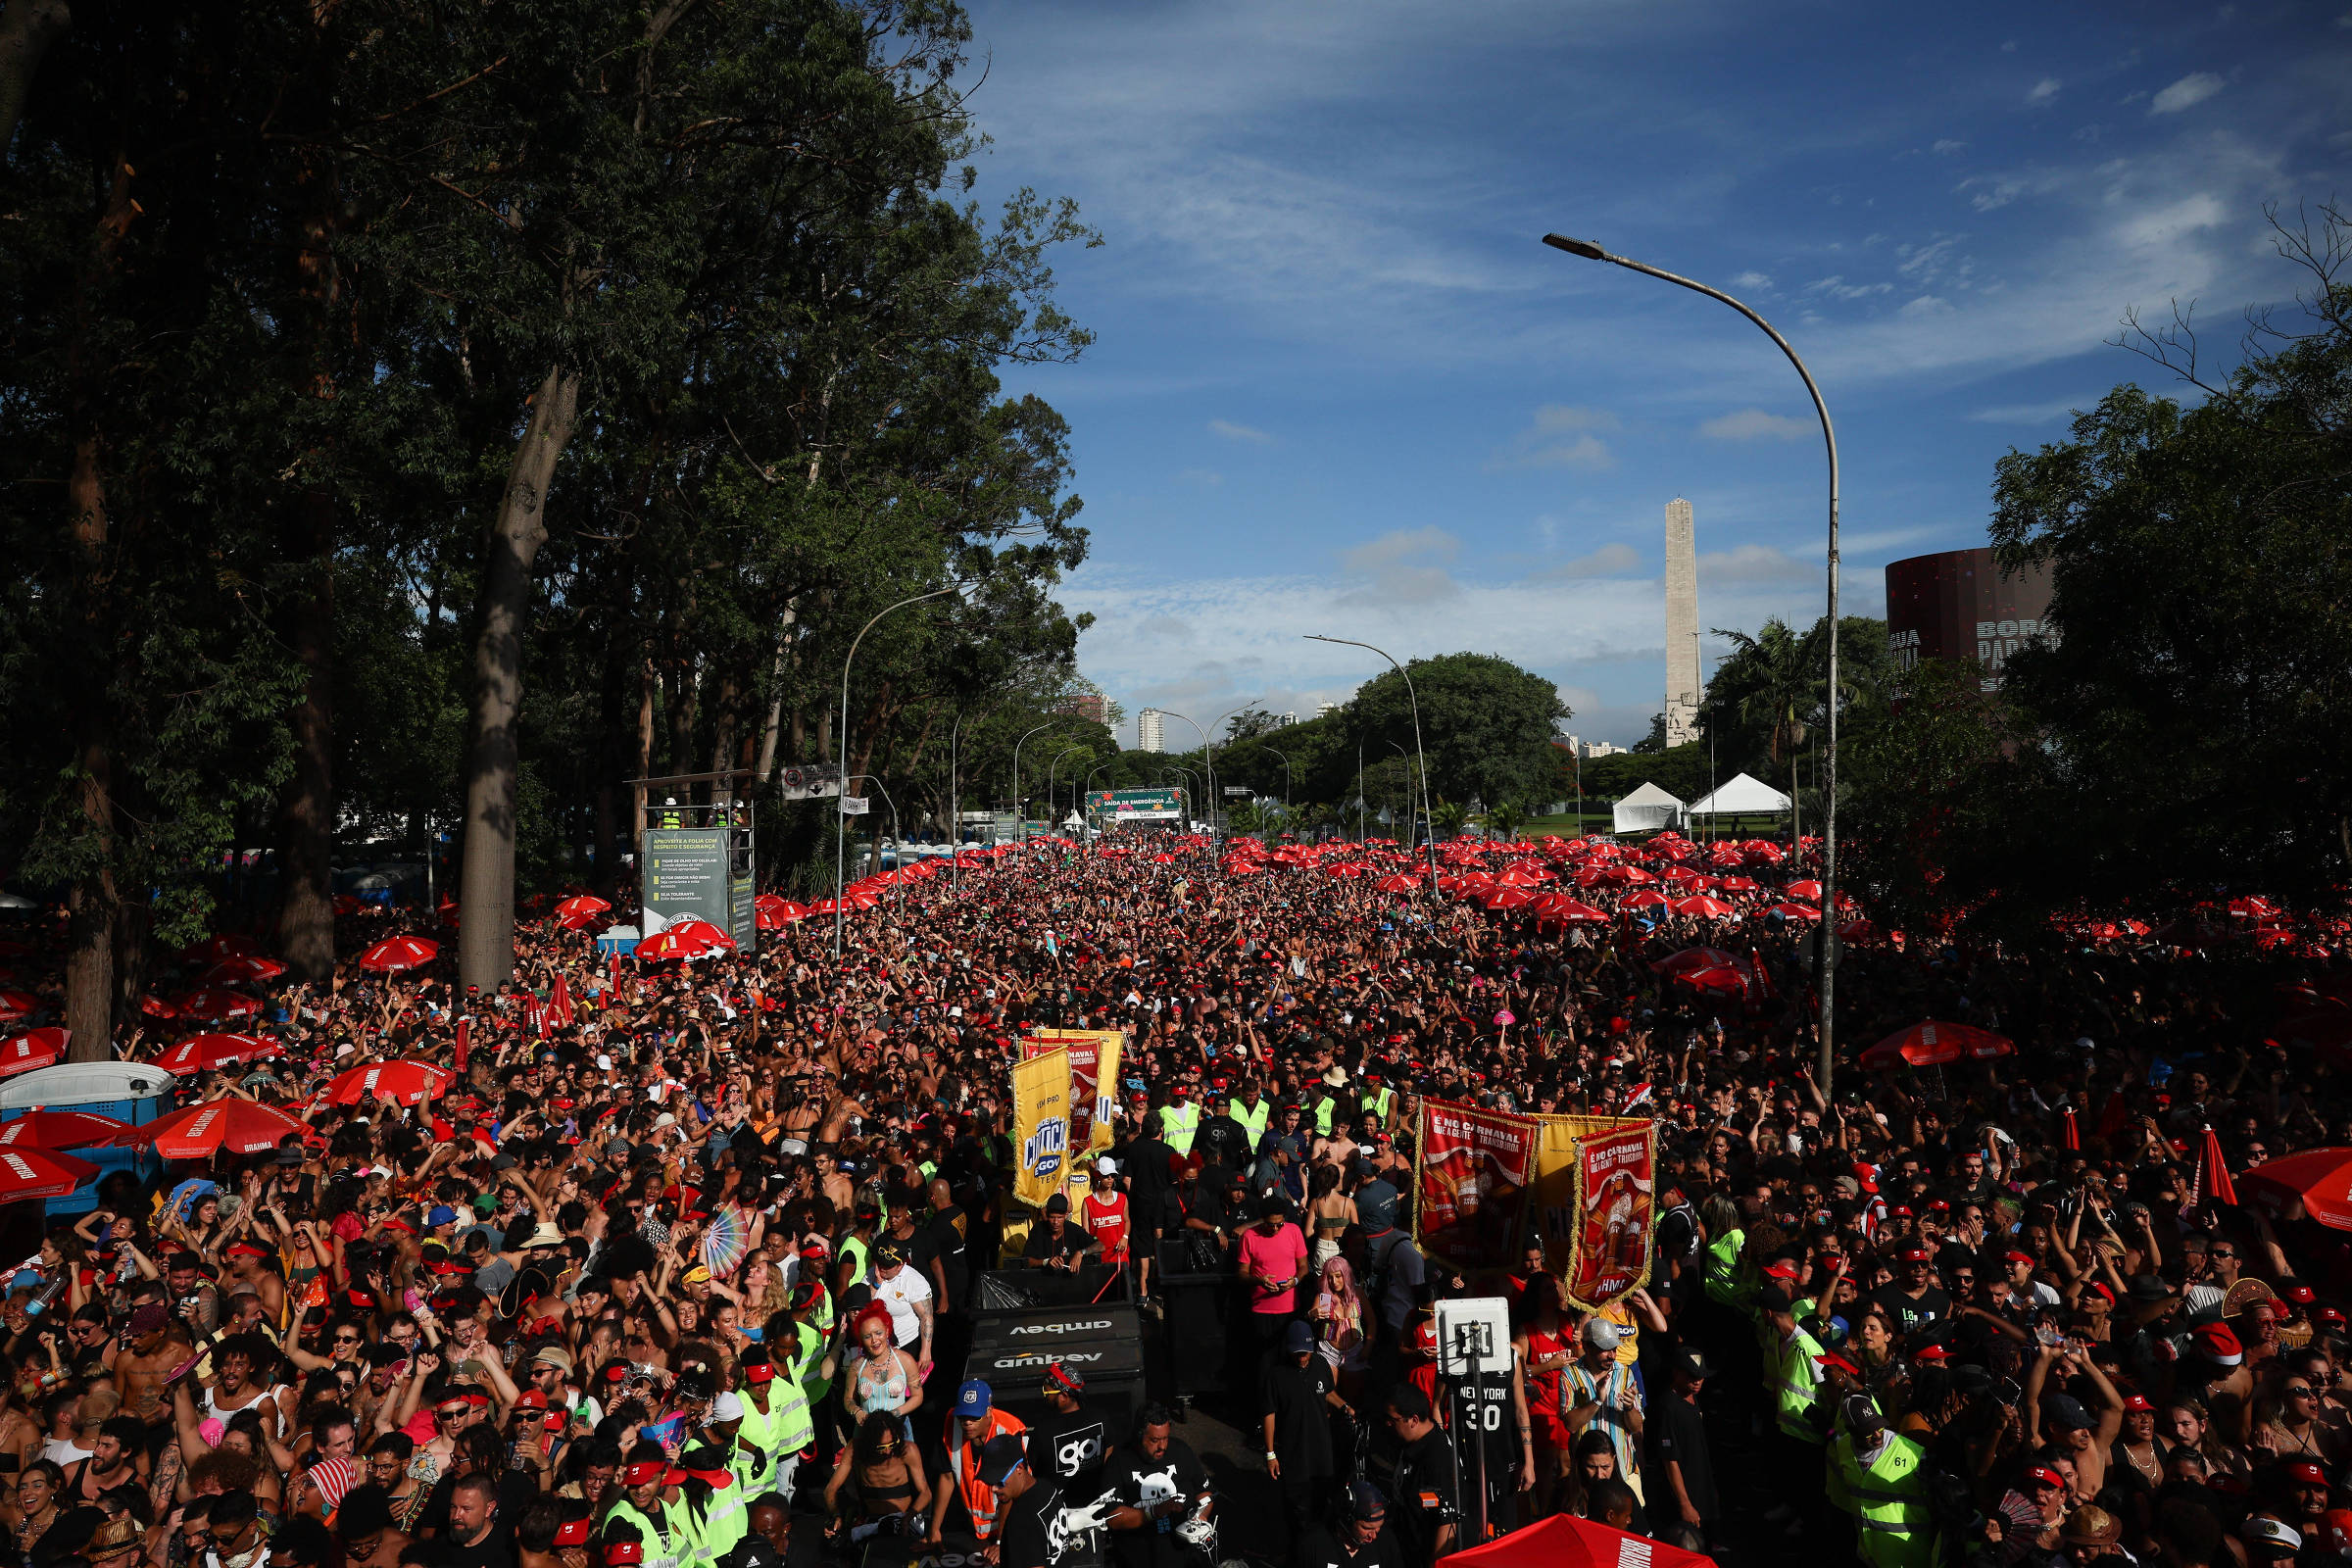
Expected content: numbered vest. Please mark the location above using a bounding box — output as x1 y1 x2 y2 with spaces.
1833 1431 1936 1568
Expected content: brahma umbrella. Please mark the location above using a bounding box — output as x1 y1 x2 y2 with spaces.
555 895 612 919
638 928 726 962
357 936 439 973
665 918 736 949
110 1099 311 1158
1533 896 1609 924
1672 894 1739 918
1761 901 1821 921
1440 1512 1712 1568
0 991 43 1021
156 1033 282 1076
2242 1149 2352 1231
203 956 287 986
1651 948 1740 977
0 1027 67 1079
0 1108 127 1150
1860 1020 2013 1070
172 988 262 1022
180 934 263 965
325 1058 455 1106
0 1148 100 1203
1374 874 1420 894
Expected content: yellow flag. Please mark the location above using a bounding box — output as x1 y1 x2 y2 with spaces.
1012 1046 1074 1209
1027 1029 1123 1152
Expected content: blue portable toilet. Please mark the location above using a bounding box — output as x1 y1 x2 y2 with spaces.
0 1063 173 1218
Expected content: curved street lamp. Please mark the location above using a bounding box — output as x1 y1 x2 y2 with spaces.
1260 745 1295 833
837 586 957 957
844 774 903 914
1541 230 1842 1094
1305 636 1438 884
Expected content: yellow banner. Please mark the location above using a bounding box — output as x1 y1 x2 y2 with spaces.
1026 1029 1124 1152
1012 1047 1074 1209
1526 1114 1656 1305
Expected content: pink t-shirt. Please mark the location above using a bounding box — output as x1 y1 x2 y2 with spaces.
1236 1221 1307 1314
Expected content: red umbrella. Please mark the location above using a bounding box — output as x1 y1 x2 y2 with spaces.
1672 963 1751 997
638 928 726 962
1482 887 1537 910
555 894 612 919
1673 894 1739 918
203 956 287 986
1860 1020 2013 1070
0 991 41 1021
666 918 736 949
325 1058 454 1106
2230 896 2280 920
556 909 609 932
1762 901 1821 921
2191 1126 2238 1206
754 901 809 929
358 936 439 973
0 1027 67 1079
1621 888 1672 908
156 1033 282 1076
1652 948 1740 976
0 1108 127 1150
1441 1512 1712 1568
1374 874 1420 894
2242 1149 2352 1231
172 988 262 1022
180 934 263 965
1785 879 1824 901
1533 897 1609 924
109 1099 311 1158
0 1148 101 1203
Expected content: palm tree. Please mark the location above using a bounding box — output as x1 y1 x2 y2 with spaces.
1481 801 1527 841
1430 800 1471 841
1712 617 1824 846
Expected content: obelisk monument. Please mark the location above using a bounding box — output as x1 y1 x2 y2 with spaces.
1664 498 1699 746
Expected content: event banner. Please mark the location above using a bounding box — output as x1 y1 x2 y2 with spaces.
1025 1029 1122 1152
1011 1046 1073 1210
1413 1098 1540 1269
1553 1119 1659 1310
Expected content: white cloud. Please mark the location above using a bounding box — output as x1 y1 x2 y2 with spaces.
1208 417 1273 444
1805 275 1894 300
1696 543 1820 585
1175 467 1225 487
2027 77 2062 106
1699 408 1811 441
1932 138 1967 155
1341 525 1460 573
1337 526 1463 606
2150 73 2226 115
1966 399 2091 424
1898 294 1954 318
1729 270 1775 291
1490 405 1619 470
1540 541 1642 578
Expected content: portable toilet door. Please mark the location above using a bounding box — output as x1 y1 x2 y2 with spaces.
0 1062 173 1218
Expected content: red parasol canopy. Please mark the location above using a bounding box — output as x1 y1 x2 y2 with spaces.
1440 1512 1714 1568
1673 894 1738 918
172 988 262 1022
1533 896 1609 924
2242 1149 2352 1231
665 918 736 949
754 901 810 929
1652 948 1740 976
109 1099 313 1158
1621 888 1672 908
358 936 439 973
0 1147 100 1202
180 934 263 965
0 991 44 1021
0 1108 128 1150
1785 878 1824 901
1762 901 1821 921
0 1027 67 1079
555 894 612 918
1672 963 1751 997
156 1032 282 1076
1860 1019 2013 1070
203 956 287 986
2191 1126 2238 1206
326 1058 455 1106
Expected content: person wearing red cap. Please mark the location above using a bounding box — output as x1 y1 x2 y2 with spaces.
604 1441 685 1568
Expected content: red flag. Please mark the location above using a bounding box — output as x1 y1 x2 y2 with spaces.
1747 947 1778 1002
454 1016 470 1076
547 974 575 1028
2193 1125 2237 1206
2062 1107 2080 1151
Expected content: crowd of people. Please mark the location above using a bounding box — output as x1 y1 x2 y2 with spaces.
0 824 2342 1568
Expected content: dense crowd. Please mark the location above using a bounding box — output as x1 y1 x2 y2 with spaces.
0 825 2344 1568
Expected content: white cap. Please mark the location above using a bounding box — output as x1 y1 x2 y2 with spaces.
710 1391 745 1422
596 1054 613 1071
655 1112 677 1130
1097 1156 1118 1176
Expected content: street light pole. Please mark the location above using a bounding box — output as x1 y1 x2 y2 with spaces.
1542 231 1841 1096
1010 722 1061 850
837 585 957 958
845 774 902 914
1261 747 1294 835
1306 636 1439 886
1046 746 1087 841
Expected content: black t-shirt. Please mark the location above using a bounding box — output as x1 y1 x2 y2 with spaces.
1647 1390 1718 1521
1030 1402 1111 1494
1388 1427 1457 1561
1105 1438 1209 1568
1296 1522 1410 1568
1864 1284 1952 1337
1196 1114 1251 1172
432 1527 518 1568
1262 1355 1337 1477
926 1205 969 1298
1025 1218 1095 1264
1000 1478 1077 1568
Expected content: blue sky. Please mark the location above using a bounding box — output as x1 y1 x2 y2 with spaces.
961 0 2352 746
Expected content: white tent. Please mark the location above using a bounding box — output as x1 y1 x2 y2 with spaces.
1687 771 1793 816
1611 781 1686 835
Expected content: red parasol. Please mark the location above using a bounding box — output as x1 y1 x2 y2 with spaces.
1785 878 1824 901
1533 896 1609 925
1859 1019 2013 1070
0 1108 128 1150
638 928 726 962
1761 901 1821 921
156 1033 282 1076
1672 894 1738 918
1651 948 1740 976
109 1099 312 1158
172 988 262 1022
203 956 287 986
357 936 439 973
0 991 44 1021
665 918 736 949
555 894 612 919
1440 1512 1713 1568
325 1058 455 1106
2241 1149 2352 1231
180 934 263 965
0 1148 100 1202
0 1027 67 1079
2191 1126 2237 1207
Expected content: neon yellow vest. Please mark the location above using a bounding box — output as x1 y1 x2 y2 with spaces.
1233 1099 1270 1151
1161 1102 1200 1155
1770 1326 1825 1444
607 1498 682 1568
1701 1229 1744 1304
1833 1432 1936 1568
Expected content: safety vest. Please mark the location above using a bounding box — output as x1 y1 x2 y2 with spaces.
946 1407 1028 1541
1769 1326 1826 1445
607 1498 682 1568
1233 1099 1270 1151
742 1373 814 1479
839 1234 871 1292
1312 1095 1335 1136
1701 1229 1745 1305
1161 1102 1200 1155
1832 1431 1936 1568
684 1480 749 1565
1363 1086 1395 1126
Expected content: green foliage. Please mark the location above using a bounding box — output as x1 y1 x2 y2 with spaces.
1341 652 1566 808
1579 744 1714 804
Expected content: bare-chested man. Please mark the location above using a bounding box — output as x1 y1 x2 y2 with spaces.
114 1303 192 1450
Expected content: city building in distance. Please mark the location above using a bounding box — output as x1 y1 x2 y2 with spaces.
1136 708 1165 752
1885 548 2056 689
1054 691 1108 728
1664 497 1700 747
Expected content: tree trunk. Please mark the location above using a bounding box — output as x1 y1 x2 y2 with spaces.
274 496 336 979
457 364 581 995
0 0 69 164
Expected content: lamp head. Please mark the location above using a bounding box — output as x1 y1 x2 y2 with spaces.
1544 234 1607 261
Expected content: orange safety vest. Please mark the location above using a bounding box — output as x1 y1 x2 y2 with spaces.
945 1408 1028 1541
